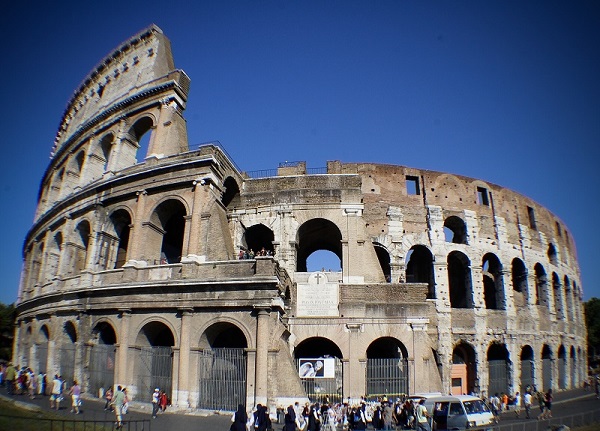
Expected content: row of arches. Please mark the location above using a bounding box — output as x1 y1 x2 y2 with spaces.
41 115 155 213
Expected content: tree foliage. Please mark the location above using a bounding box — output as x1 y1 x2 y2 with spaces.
585 298 600 363
0 302 15 361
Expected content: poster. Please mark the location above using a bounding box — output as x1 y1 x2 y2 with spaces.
298 358 335 378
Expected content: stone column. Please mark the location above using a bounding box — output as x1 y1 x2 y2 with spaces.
126 191 147 265
254 309 270 406
176 309 193 407
183 180 206 260
116 309 131 386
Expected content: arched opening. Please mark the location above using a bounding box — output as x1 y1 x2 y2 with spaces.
452 343 477 395
295 337 343 404
100 134 113 171
553 272 564 320
149 199 187 264
511 258 528 307
547 244 558 265
564 276 572 322
72 221 91 275
131 116 154 163
482 253 504 310
520 346 535 392
222 176 241 208
37 325 50 373
47 231 63 279
89 322 117 397
487 343 511 396
306 250 341 272
197 322 248 411
296 219 342 273
448 251 473 309
534 263 548 307
60 321 78 385
134 321 175 401
366 337 409 398
242 223 275 257
373 243 391 283
570 346 577 388
110 209 131 269
557 345 567 390
406 245 435 298
541 344 553 391
444 216 468 244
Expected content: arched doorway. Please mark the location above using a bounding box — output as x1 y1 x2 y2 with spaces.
88 321 117 397
452 343 476 395
406 245 435 298
295 337 343 404
60 321 78 385
37 325 50 374
296 219 342 273
197 322 248 411
541 344 553 391
520 346 535 392
487 343 510 396
557 345 567 389
134 321 175 402
366 337 409 398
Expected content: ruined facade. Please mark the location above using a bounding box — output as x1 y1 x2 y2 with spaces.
14 25 586 411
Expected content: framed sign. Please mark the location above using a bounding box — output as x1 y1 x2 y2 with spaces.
298 358 336 378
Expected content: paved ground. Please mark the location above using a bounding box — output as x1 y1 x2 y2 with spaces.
0 384 597 431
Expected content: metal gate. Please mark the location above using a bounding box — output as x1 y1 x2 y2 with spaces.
59 343 77 385
298 358 343 404
520 360 534 391
88 344 116 397
558 357 567 389
366 358 409 398
37 343 49 374
488 360 509 396
197 348 247 411
135 346 173 402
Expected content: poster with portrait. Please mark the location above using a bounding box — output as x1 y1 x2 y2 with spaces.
298 358 335 379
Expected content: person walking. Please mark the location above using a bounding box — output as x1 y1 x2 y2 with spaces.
111 385 125 429
523 391 533 419
513 392 521 418
231 404 248 431
69 380 81 414
4 363 16 395
152 388 160 418
49 374 63 410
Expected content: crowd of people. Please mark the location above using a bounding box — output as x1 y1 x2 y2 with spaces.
485 386 553 422
238 248 273 260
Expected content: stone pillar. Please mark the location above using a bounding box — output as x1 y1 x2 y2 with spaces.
12 321 22 365
126 191 147 265
176 309 193 407
345 323 364 400
116 310 131 386
183 180 207 260
254 309 270 406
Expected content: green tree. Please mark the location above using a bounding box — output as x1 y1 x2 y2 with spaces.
585 297 600 368
0 303 15 361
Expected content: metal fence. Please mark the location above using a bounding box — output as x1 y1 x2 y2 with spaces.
0 415 150 431
60 343 77 385
88 344 116 397
298 358 343 405
197 348 247 411
488 360 509 396
134 346 173 403
366 358 409 399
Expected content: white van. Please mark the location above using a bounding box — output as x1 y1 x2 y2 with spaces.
423 395 494 430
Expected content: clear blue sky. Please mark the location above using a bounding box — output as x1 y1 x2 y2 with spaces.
1 1 598 305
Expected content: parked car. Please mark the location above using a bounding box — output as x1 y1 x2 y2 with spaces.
423 395 494 430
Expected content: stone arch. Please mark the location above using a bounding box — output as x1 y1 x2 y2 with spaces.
511 258 528 307
373 242 391 283
294 336 344 403
534 263 548 307
87 132 115 181
547 244 558 265
564 275 572 322
242 223 275 257
46 231 63 279
444 216 468 244
452 342 477 395
365 337 410 397
519 345 535 392
405 245 435 298
37 324 50 373
89 320 117 396
557 344 567 389
447 251 473 309
570 346 577 388
487 343 511 396
197 321 249 411
553 272 564 320
129 115 155 163
134 320 175 401
104 208 132 269
296 218 342 273
541 344 553 391
222 176 241 209
59 320 78 384
71 220 91 275
482 253 505 310
148 198 188 264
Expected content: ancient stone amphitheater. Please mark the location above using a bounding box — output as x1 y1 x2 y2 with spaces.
14 25 586 411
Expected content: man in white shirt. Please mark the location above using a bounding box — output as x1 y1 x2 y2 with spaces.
415 399 430 431
523 391 533 419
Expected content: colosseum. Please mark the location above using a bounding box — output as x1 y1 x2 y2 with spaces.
14 25 586 411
